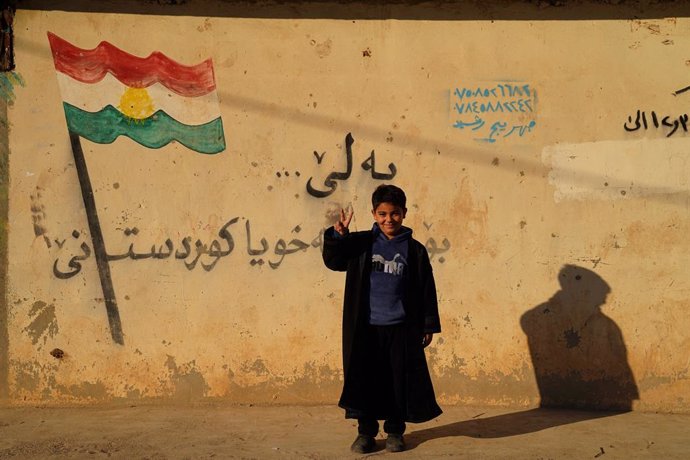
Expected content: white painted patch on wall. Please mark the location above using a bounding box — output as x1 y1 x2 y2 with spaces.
542 138 690 202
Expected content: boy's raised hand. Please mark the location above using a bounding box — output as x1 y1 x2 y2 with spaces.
334 207 354 236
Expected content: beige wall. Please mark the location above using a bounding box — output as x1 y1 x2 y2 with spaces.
3 2 689 412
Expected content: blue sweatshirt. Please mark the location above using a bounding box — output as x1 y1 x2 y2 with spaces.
369 223 411 326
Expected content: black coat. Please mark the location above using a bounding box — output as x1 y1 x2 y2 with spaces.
322 227 442 423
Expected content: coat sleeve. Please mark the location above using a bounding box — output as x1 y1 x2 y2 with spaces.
419 245 442 334
322 226 357 272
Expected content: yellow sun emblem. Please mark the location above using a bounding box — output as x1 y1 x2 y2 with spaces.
118 87 155 121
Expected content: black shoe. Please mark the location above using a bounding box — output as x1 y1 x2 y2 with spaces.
386 434 405 452
350 434 376 454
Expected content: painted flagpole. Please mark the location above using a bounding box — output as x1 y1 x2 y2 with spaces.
69 131 124 345
51 32 225 345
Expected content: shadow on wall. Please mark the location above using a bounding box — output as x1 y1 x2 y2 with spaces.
520 264 639 411
406 265 638 450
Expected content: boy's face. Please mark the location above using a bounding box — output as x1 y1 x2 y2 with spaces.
372 202 407 239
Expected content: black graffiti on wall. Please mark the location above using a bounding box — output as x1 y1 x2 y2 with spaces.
425 237 451 263
51 218 452 279
624 110 689 137
306 132 397 198
53 217 308 277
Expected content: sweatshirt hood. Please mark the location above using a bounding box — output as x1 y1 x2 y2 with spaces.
372 222 413 242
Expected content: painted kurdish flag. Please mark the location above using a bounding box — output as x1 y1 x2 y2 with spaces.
47 32 225 154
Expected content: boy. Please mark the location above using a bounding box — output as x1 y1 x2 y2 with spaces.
322 184 442 453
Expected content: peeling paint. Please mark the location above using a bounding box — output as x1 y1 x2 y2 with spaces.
223 360 342 404
23 301 58 347
12 361 40 392
165 356 209 401
241 358 270 376
58 381 109 400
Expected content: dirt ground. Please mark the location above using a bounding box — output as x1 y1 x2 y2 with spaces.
0 404 688 459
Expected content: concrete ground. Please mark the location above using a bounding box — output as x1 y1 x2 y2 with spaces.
0 404 688 459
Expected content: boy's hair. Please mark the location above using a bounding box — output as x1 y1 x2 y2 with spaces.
372 184 407 210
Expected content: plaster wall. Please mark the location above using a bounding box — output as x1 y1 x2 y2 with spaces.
2 3 689 411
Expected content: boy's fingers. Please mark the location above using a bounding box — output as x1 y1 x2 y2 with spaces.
334 220 348 235
344 209 354 226
340 207 353 227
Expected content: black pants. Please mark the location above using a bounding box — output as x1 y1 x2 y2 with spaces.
357 324 407 436
358 417 406 436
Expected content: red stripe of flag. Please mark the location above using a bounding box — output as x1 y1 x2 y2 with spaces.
47 32 216 97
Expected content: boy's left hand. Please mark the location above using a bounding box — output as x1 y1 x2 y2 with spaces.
422 333 433 348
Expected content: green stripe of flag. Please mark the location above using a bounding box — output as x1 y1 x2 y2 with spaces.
63 103 226 154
